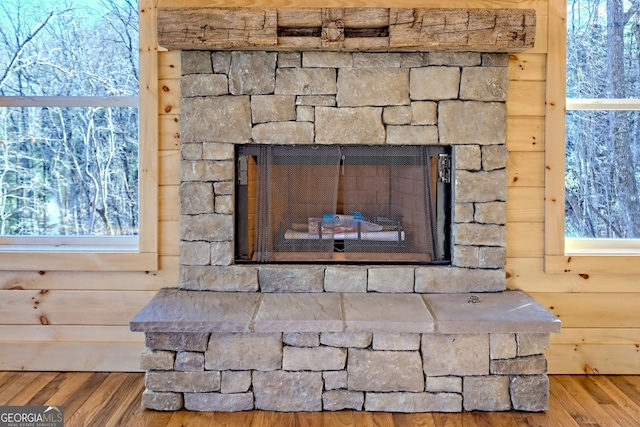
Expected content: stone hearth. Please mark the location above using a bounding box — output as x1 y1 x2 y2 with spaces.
131 6 560 413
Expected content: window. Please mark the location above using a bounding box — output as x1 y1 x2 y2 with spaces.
544 0 640 272
0 0 157 270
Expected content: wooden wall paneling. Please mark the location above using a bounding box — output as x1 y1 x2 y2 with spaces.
530 293 640 328
507 187 544 222
159 150 180 186
0 343 145 372
508 53 546 81
552 328 640 345
547 344 640 375
507 151 544 187
507 258 640 293
159 185 180 221
506 116 545 151
527 14 548 54
158 50 181 79
507 81 546 116
159 221 180 257
0 290 157 326
546 256 640 275
0 326 142 343
159 115 180 150
158 79 180 115
507 223 544 258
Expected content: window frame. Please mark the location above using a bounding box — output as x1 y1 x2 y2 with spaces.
544 0 640 274
0 0 158 271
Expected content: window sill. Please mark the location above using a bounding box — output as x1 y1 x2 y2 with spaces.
0 251 158 272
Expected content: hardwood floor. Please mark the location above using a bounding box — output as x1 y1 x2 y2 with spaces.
1 373 639 426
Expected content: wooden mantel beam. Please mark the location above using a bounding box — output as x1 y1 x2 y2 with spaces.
157 7 536 52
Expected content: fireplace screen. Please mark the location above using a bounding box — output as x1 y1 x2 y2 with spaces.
235 145 451 263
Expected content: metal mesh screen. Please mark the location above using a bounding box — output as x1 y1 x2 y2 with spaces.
238 144 448 263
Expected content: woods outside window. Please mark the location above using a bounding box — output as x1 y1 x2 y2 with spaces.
0 0 157 271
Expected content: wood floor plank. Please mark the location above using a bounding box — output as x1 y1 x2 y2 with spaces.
550 375 601 426
0 372 41 405
433 412 465 427
547 381 581 427
589 376 640 424
65 373 131 427
82 373 143 427
44 372 108 420
6 372 58 406
27 372 68 406
555 375 622 427
393 412 436 427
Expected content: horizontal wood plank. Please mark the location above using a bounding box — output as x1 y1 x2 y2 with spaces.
158 50 182 79
0 252 157 272
546 255 640 275
159 185 180 221
506 116 545 151
507 187 544 222
507 80 546 116
507 222 544 258
552 328 640 345
508 52 546 81
0 343 145 372
159 115 180 151
0 325 143 343
547 344 640 375
507 151 544 187
0 290 156 326
159 221 180 257
158 79 180 115
159 149 180 186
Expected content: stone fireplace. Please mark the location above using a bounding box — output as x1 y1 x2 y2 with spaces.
131 7 560 413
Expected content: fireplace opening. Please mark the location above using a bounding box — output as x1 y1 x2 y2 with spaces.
235 144 451 264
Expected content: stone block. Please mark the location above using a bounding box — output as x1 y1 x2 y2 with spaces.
454 203 474 223
383 106 412 125
323 371 347 390
425 376 462 393
181 96 251 143
180 266 258 292
229 51 277 95
145 371 220 393
510 375 549 411
348 349 424 392
490 355 547 375
490 334 517 360
517 333 551 356
453 223 506 247
422 334 489 376
337 68 409 107
353 53 402 68
400 52 429 67
184 392 254 411
180 241 210 266
212 51 232 74
296 105 314 122
283 346 347 371
174 351 204 372
181 160 234 182
455 170 507 203
275 68 337 95
343 293 434 333
181 143 202 161
181 51 213 75
411 102 437 125
251 95 296 123
252 122 314 144
479 247 507 269
482 53 510 67
315 107 385 145
221 371 252 394
214 181 233 195
323 390 364 411
180 182 214 215
278 52 301 68
452 245 479 268
482 145 509 171
296 95 336 106
463 376 511 411
140 349 175 371
439 101 506 145
372 333 421 351
367 267 414 293
255 293 342 332
429 52 481 66
303 52 352 68
410 67 460 100
415 267 506 293
146 332 210 352
386 125 438 145
202 143 234 160
253 371 323 411
460 67 508 102
258 266 325 292
206 333 282 371
324 266 367 292
210 241 233 266
181 74 228 97
320 332 372 348
454 145 481 171
365 392 462 412
142 390 183 411
284 332 320 347
214 191 234 214
475 202 507 224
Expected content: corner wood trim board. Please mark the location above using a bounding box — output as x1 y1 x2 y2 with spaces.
156 7 536 52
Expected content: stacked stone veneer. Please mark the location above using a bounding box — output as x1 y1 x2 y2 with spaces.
131 49 561 414
179 50 509 292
